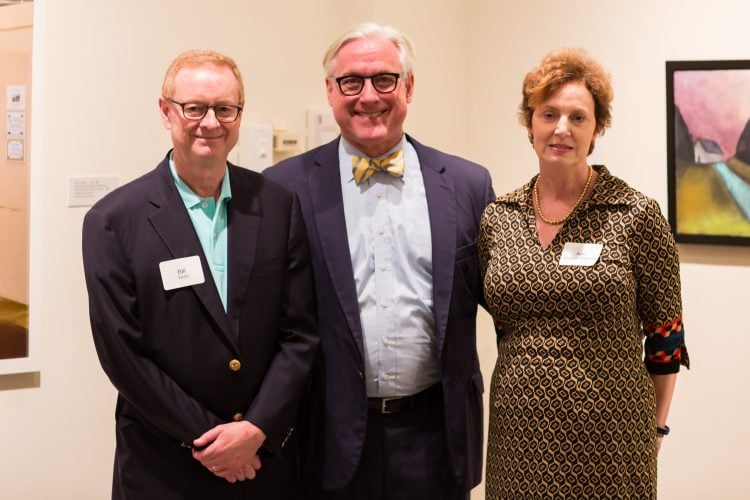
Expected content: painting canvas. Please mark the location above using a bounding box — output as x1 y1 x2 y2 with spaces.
0 298 28 361
666 60 750 246
0 5 33 375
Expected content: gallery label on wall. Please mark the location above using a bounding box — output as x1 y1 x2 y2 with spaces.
6 111 25 136
6 138 23 161
68 175 119 207
6 85 26 110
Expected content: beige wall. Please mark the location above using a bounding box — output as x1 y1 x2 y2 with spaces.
0 2 31 303
0 0 744 498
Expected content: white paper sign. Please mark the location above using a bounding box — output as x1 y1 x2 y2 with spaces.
6 138 23 161
6 111 25 136
159 256 205 290
68 176 118 207
6 85 26 110
559 242 603 266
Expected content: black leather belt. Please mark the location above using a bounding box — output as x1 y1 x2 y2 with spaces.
367 383 442 415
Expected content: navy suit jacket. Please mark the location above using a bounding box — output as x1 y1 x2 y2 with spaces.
82 154 318 499
264 136 495 491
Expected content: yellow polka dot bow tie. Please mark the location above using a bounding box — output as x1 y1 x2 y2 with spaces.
352 150 405 185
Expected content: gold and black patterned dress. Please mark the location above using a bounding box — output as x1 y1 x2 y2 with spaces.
479 166 689 499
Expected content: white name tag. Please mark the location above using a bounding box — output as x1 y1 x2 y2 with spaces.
159 255 205 290
559 242 603 266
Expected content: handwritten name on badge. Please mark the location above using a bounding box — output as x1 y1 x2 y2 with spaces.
559 242 603 266
159 255 205 290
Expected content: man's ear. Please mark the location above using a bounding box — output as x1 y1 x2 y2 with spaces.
404 73 415 103
159 97 172 129
325 78 335 107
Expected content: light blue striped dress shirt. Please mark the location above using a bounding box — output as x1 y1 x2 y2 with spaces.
169 158 232 311
338 137 439 398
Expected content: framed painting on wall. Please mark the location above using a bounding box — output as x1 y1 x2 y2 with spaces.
0 2 34 375
666 60 750 246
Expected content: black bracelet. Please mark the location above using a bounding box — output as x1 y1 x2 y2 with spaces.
656 425 670 436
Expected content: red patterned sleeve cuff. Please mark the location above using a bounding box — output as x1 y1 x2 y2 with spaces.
643 316 690 374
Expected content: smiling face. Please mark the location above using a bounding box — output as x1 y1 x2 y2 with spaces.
159 63 242 170
326 36 414 158
529 80 598 172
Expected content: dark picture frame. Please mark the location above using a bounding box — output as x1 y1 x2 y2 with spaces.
666 60 750 246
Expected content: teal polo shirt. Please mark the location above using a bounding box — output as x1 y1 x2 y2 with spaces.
169 157 232 311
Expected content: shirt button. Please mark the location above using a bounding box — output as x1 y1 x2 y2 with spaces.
376 192 382 198
380 265 387 272
228 359 241 372
378 227 385 235
383 337 390 345
201 201 208 209
232 412 244 421
382 302 389 309
382 373 390 380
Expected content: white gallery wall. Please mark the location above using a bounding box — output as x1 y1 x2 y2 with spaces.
0 1 746 499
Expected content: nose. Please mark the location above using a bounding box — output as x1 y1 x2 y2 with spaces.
554 116 570 135
199 107 221 127
358 79 380 101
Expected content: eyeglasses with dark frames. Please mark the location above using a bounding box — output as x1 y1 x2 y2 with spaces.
166 98 243 123
333 72 404 96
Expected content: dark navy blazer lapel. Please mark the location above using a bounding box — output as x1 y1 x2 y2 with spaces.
147 158 236 350
308 140 366 362
410 136 456 354
225 164 261 339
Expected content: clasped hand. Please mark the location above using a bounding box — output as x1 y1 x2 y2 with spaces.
192 420 267 483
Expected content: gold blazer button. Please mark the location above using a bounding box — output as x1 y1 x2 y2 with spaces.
232 412 244 422
228 359 242 372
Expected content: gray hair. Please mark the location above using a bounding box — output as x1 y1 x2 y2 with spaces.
322 22 415 77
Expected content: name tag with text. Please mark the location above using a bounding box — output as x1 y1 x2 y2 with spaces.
159 255 205 290
559 242 603 266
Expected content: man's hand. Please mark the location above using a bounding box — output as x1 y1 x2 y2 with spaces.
192 420 266 483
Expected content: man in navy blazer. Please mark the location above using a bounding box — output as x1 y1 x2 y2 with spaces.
265 24 494 500
82 50 318 499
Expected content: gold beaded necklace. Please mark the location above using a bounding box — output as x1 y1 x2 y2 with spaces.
533 165 593 225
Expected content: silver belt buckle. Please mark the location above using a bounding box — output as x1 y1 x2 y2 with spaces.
381 396 401 414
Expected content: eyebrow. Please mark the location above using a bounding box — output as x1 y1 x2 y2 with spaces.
539 105 590 114
337 70 398 77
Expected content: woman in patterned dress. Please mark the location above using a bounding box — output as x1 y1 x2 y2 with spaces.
479 48 689 499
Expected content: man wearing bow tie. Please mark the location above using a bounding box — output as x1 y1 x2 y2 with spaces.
265 23 495 500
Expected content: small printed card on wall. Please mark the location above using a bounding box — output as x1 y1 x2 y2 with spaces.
68 175 119 207
6 138 23 161
6 111 25 136
6 85 26 110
